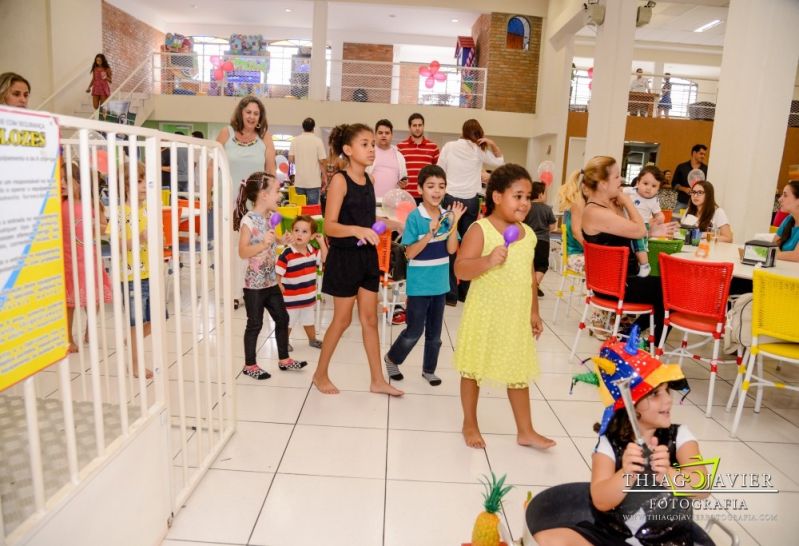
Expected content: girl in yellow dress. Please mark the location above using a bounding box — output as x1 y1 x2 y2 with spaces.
454 164 556 450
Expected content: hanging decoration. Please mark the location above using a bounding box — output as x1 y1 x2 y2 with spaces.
419 61 447 89
210 55 235 81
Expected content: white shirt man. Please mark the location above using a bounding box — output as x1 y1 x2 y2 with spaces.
289 117 326 205
366 119 407 198
630 69 649 92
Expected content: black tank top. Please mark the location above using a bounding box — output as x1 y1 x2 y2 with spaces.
330 170 376 248
582 202 639 277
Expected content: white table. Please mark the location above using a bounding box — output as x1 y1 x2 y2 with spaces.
673 241 799 280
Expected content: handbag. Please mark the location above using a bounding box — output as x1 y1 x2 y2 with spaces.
389 238 407 281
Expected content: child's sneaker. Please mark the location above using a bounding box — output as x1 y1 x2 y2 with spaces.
422 372 442 386
391 307 406 325
309 339 323 349
242 364 271 380
278 359 308 371
637 263 651 278
384 354 403 380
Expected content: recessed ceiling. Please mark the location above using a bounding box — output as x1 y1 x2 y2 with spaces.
578 1 728 48
110 0 480 39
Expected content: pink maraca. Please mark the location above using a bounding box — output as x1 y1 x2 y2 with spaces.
357 221 387 246
269 212 282 230
503 224 520 248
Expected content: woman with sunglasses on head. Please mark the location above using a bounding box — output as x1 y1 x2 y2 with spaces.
682 180 733 242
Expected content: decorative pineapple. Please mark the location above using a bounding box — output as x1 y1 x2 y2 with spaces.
471 473 512 546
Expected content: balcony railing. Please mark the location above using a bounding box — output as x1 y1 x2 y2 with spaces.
153 53 487 109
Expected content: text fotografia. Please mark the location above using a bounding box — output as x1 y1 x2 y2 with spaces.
622 455 779 496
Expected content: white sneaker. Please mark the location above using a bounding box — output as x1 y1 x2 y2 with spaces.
637 263 651 278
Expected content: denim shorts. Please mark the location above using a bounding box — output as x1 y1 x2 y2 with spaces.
123 278 167 326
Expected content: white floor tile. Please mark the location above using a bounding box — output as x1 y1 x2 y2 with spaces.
249 474 384 546
211 421 293 473
387 429 490 483
236 385 308 424
279 424 386 478
166 469 273 544
298 388 388 428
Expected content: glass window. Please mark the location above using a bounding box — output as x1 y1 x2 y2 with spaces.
570 68 592 109
668 77 698 118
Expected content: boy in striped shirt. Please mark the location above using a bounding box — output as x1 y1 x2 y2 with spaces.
276 216 328 350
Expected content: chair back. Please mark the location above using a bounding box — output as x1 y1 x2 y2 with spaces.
292 193 307 207
647 239 684 276
302 204 322 216
659 254 733 322
752 269 799 342
583 242 629 300
663 209 673 223
376 231 393 274
162 207 174 259
560 223 569 269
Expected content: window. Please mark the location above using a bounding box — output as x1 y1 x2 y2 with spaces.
667 77 698 118
570 68 592 109
507 16 530 50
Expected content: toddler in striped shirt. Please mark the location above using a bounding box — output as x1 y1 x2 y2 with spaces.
276 215 328 350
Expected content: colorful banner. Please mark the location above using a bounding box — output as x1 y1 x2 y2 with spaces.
0 107 66 391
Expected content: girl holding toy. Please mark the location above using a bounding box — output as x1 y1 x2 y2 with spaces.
234 172 307 380
312 123 403 397
453 164 555 450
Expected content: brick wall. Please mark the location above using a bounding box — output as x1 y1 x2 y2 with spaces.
102 1 164 93
472 13 542 114
342 43 393 104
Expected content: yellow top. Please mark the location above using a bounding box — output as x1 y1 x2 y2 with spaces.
106 203 149 281
454 218 540 387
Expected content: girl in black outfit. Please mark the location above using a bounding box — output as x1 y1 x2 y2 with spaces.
312 123 403 397
579 156 666 342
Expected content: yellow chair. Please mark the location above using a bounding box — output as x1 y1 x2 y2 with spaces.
552 223 585 323
288 185 298 203
730 269 799 437
292 193 307 207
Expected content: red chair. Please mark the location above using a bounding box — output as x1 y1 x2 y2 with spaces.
301 204 322 216
570 243 656 362
656 254 733 417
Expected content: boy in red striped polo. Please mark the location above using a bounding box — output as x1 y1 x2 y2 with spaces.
396 113 440 200
276 216 328 350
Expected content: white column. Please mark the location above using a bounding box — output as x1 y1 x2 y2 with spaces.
584 0 638 162
329 38 343 102
708 0 799 241
309 0 328 101
652 61 665 116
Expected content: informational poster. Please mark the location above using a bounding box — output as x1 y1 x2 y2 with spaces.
0 107 66 391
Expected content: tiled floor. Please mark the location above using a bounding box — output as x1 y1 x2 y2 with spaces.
162 273 799 546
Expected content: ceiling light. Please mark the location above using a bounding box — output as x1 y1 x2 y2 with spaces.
694 19 721 33
451 18 459 23
285 8 292 13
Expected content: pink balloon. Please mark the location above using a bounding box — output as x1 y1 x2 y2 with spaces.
213 68 224 81
425 77 435 89
96 149 109 175
210 55 220 65
419 66 431 77
430 60 440 71
541 171 553 185
434 71 447 82
395 201 415 223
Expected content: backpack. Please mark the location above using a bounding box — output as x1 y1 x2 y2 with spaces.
389 238 407 281
723 293 752 354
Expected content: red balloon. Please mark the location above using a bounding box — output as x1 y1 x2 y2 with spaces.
96 149 109 175
279 162 289 174
541 171 553 185
213 68 224 81
587 67 594 78
221 61 234 71
430 60 440 71
419 66 431 77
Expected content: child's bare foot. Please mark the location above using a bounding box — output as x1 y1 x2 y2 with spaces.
68 342 78 354
518 431 557 449
132 368 154 380
370 380 404 397
313 375 340 394
463 426 486 448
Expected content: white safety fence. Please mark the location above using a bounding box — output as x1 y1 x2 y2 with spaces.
0 115 235 545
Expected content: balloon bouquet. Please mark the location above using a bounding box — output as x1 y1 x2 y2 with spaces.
537 160 555 186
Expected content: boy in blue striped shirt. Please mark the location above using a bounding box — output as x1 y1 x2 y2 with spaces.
384 165 465 385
